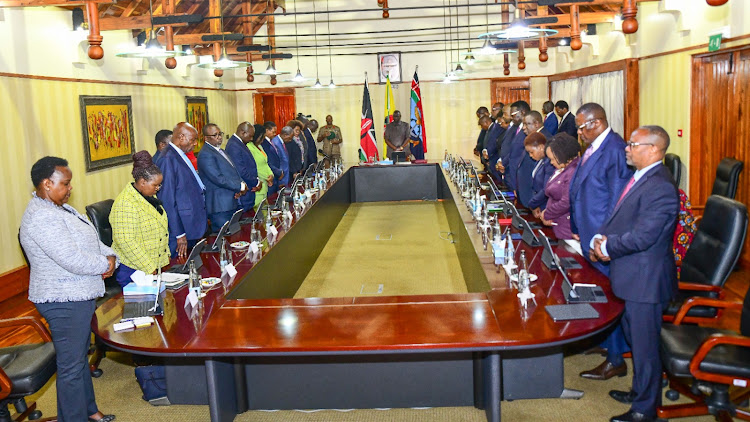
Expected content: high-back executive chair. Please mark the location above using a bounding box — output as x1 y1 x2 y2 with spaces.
664 153 682 186
658 289 750 420
711 157 744 199
85 199 119 377
0 316 57 422
662 195 748 325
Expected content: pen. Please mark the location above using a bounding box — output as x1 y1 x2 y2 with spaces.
573 283 597 288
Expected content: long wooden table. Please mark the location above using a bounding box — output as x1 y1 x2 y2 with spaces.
92 163 623 422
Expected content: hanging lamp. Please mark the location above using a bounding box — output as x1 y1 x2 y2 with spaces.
197 0 251 70
117 0 186 58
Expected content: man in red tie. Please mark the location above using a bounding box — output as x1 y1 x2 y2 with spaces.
589 126 679 422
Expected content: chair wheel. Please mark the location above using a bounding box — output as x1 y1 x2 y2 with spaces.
665 389 680 401
92 368 103 378
28 410 42 420
661 378 668 388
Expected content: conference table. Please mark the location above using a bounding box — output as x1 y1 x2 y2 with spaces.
92 162 624 422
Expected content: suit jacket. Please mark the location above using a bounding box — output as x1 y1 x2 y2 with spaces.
475 128 487 153
285 139 304 177
152 149 162 163
224 135 258 210
271 135 290 186
504 127 527 191
156 145 207 252
484 122 504 165
262 137 284 194
543 112 558 136
515 127 551 206
543 158 579 239
527 157 556 210
499 122 516 168
110 182 170 274
197 143 243 216
558 112 578 138
569 130 633 275
303 128 318 167
598 164 679 303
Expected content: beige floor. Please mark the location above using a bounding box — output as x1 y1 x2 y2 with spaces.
295 201 467 299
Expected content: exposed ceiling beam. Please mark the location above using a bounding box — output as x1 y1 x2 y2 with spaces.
0 0 111 5
119 0 142 18
539 11 615 26
99 14 190 31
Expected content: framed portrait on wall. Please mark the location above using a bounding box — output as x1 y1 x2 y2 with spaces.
79 95 135 172
377 52 402 84
186 96 209 153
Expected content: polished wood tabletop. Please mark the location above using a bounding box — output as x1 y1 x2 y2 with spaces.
93 163 623 356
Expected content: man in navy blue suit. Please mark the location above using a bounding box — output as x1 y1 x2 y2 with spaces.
299 116 319 169
572 103 634 383
156 122 208 258
197 123 248 232
261 121 284 196
590 126 679 422
516 110 553 207
152 129 171 163
555 100 578 138
498 100 531 192
225 122 263 213
542 101 558 136
474 106 489 162
482 103 505 182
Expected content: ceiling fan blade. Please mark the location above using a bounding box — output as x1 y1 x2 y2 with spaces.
201 33 244 42
262 53 294 59
520 16 559 26
152 14 203 25
237 45 272 52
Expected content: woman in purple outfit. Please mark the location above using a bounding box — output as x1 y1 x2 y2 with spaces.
540 133 581 239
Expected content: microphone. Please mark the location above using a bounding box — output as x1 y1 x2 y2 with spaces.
317 148 329 158
252 197 268 223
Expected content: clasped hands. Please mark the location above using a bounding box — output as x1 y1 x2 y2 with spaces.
588 236 610 262
102 255 116 279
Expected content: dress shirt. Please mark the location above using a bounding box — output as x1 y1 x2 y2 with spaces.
591 159 662 256
205 142 245 191
169 142 205 190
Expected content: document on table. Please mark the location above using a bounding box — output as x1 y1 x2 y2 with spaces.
564 239 583 256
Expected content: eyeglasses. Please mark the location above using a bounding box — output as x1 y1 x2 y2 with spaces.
626 141 656 148
207 132 224 138
511 110 522 116
577 119 599 130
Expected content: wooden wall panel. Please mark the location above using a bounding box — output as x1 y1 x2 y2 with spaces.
490 78 530 107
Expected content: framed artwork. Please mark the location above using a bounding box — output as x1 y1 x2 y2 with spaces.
186 96 209 153
377 52 402 84
79 95 135 172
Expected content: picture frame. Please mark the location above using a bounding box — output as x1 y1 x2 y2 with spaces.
377 52 402 84
186 96 209 153
79 95 135 172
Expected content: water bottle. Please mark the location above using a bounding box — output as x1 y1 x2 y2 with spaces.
219 239 228 273
188 260 199 291
519 251 529 291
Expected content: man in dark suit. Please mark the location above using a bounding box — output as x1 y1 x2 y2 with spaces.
473 106 489 160
156 122 208 258
542 101 558 136
555 100 578 138
197 123 248 232
261 121 284 196
225 122 263 214
299 116 319 168
516 110 553 207
498 100 531 192
572 103 633 382
590 126 679 422
482 103 505 181
152 129 171 163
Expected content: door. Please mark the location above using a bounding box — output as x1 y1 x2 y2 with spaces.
253 90 296 128
490 78 531 107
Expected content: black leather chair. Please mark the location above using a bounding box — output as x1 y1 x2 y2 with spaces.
658 292 750 420
84 199 119 377
664 153 682 186
711 157 744 199
0 316 57 422
663 195 748 324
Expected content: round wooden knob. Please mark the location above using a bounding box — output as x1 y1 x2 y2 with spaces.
165 57 177 69
518 62 526 70
88 45 104 60
571 38 583 50
503 68 510 76
622 18 638 34
247 74 255 83
706 0 728 5
214 69 224 78
270 75 277 85
539 52 549 62
383 10 389 18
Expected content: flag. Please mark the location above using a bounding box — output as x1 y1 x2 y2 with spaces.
409 70 427 160
383 75 396 158
360 78 379 162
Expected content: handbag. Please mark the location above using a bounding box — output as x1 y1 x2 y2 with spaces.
134 365 167 402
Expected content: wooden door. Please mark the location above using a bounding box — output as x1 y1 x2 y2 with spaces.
690 46 750 265
490 78 530 107
253 90 296 128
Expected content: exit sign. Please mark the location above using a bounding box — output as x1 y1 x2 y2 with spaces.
709 33 723 52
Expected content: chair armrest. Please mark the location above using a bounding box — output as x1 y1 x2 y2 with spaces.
692 215 702 228
673 297 743 325
0 316 52 343
678 282 723 294
0 367 11 400
689 333 750 385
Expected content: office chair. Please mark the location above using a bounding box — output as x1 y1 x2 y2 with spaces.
84 199 119 378
711 157 744 199
0 316 57 422
662 195 747 324
664 153 682 186
658 292 750 420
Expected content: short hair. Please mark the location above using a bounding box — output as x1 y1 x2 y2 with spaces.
542 101 555 114
524 132 547 147
554 100 569 110
479 115 492 125
476 106 489 115
638 125 671 150
526 110 543 124
576 103 608 121
547 133 581 164
31 156 68 188
252 124 265 144
131 150 161 182
202 123 219 136
155 129 172 148
286 119 304 130
510 100 531 114
263 121 277 131
280 126 294 136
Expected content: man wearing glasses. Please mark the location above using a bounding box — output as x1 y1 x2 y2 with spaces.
197 123 248 232
571 103 634 387
589 126 679 422
497 100 531 191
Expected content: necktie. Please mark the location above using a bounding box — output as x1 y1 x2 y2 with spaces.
218 148 234 168
616 177 636 207
581 146 594 165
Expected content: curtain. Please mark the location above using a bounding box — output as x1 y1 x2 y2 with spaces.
551 70 624 135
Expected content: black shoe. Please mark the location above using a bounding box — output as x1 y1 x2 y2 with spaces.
610 409 654 422
89 415 116 422
609 389 637 404
579 360 627 380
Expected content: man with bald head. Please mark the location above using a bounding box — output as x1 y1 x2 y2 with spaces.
225 122 264 216
589 126 679 422
572 103 633 386
156 122 208 257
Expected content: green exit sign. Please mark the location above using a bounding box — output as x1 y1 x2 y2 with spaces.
709 34 723 52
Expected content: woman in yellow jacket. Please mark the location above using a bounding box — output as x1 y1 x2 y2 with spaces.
110 150 171 286
248 124 275 210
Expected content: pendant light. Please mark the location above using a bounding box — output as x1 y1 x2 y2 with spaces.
307 0 323 89
117 0 186 58
479 0 557 41
197 0 251 70
325 0 337 88
291 0 306 82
